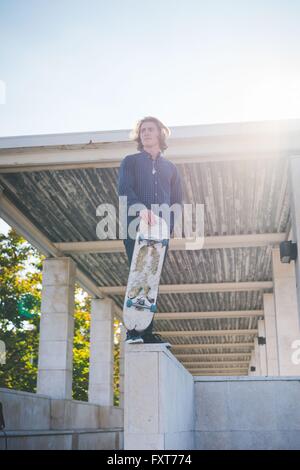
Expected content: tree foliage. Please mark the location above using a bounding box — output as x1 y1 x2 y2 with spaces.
0 228 120 405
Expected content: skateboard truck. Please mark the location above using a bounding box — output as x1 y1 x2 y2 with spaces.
138 235 168 247
126 298 157 313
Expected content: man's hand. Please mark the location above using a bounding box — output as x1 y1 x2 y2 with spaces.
140 209 157 226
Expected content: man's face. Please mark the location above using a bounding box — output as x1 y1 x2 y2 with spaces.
140 121 160 149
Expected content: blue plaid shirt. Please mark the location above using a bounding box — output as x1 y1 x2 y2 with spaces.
118 149 183 235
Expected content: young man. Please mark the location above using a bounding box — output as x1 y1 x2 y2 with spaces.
118 116 183 343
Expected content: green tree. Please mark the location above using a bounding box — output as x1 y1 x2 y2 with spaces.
72 289 91 401
0 228 121 405
72 289 121 405
0 229 43 392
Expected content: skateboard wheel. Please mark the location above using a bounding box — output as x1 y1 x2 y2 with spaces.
126 299 133 307
162 239 168 247
150 304 157 313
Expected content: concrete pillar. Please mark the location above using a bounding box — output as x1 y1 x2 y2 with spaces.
272 247 300 375
124 343 194 450
37 257 76 399
119 324 126 409
254 339 261 376
289 155 300 320
248 350 256 376
257 319 267 376
88 298 114 406
263 293 279 376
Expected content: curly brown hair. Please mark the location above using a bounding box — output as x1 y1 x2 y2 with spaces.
130 116 171 152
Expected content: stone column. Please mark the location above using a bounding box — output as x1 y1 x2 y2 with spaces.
248 350 256 376
124 343 194 450
37 257 76 399
272 247 300 375
254 339 261 376
119 324 126 409
257 319 267 376
263 293 279 376
88 298 114 406
289 155 300 319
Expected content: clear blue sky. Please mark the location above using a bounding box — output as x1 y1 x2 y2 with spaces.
0 0 300 138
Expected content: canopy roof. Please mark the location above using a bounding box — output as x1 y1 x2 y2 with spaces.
1 119 298 375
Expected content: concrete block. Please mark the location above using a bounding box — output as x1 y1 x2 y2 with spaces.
272 248 295 279
0 388 50 431
89 298 114 407
195 431 232 450
195 429 297 450
0 433 72 450
229 430 300 450
273 381 300 430
38 340 73 370
277 335 300 375
159 351 194 433
275 279 298 310
227 381 277 431
37 370 72 399
124 343 194 450
89 361 114 384
267 336 279 359
42 257 76 286
194 377 300 450
125 351 159 434
125 433 164 450
263 293 279 376
0 429 124 450
40 286 75 314
39 313 74 342
91 298 114 322
195 381 230 431
88 383 114 406
50 400 100 429
164 432 195 450
99 406 124 429
90 342 114 362
119 359 125 375
268 359 280 376
90 321 113 342
275 430 300 450
77 431 121 450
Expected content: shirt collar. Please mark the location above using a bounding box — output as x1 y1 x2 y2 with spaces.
142 149 163 160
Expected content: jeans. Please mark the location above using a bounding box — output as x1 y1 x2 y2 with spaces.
123 237 169 337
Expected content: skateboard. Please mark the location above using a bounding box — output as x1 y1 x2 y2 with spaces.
123 214 169 333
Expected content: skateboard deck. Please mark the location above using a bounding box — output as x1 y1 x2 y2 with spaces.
123 214 169 332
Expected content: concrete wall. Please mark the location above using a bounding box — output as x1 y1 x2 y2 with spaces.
0 388 123 450
0 388 51 431
194 376 300 450
0 429 123 450
3 374 300 450
124 344 195 450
